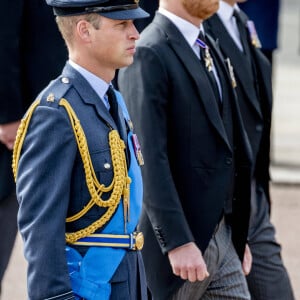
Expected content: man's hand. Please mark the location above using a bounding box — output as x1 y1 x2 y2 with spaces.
168 242 209 282
0 120 20 150
242 243 252 275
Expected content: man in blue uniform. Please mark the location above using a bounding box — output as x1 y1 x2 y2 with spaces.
13 1 149 299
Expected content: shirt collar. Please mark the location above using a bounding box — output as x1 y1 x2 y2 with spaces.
68 60 110 104
218 1 240 20
158 7 203 49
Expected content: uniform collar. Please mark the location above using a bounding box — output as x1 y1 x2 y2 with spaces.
69 60 110 109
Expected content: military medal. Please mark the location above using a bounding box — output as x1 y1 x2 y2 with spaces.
246 20 262 48
196 38 214 72
225 58 237 88
131 134 144 166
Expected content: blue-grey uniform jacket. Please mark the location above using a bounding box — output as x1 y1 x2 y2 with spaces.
16 63 144 300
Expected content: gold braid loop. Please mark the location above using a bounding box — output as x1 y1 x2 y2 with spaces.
59 99 131 244
12 97 131 245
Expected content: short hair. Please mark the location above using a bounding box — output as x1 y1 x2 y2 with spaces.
56 13 101 48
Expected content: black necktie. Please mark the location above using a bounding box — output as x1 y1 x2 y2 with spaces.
106 85 122 132
198 32 222 109
233 10 250 56
106 85 130 163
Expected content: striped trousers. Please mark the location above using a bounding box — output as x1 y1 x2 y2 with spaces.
172 218 250 300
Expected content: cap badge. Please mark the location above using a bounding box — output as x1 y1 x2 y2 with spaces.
47 93 55 102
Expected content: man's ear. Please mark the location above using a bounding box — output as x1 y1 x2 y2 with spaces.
76 20 92 43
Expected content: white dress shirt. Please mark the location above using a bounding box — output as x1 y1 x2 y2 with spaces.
158 7 222 99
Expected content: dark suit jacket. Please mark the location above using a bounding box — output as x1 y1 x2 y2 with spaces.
0 0 67 200
118 13 252 299
204 12 273 204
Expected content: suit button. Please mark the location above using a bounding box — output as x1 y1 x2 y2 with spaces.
225 157 232 165
256 125 263 132
158 238 166 247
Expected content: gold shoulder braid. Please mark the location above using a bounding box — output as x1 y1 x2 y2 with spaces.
12 98 131 244
12 99 41 181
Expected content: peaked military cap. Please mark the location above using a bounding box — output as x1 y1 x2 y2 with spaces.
46 0 149 20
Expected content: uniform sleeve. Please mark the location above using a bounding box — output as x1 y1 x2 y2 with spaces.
16 104 77 300
118 46 194 254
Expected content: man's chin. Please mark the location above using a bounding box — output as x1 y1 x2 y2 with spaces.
118 58 134 69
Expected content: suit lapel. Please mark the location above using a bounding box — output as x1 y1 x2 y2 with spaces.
205 15 263 119
153 14 230 149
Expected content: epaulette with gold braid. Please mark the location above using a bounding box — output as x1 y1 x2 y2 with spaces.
12 98 131 244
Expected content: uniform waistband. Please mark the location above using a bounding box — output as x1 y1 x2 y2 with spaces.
69 232 144 251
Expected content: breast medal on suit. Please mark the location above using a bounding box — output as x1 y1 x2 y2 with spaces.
13 63 147 300
204 10 294 300
239 0 280 52
118 13 253 299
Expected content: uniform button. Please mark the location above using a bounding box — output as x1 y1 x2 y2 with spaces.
225 157 232 165
255 125 263 132
104 163 111 169
61 77 70 84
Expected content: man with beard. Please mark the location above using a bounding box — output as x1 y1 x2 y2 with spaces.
118 0 253 299
14 1 149 299
204 1 295 299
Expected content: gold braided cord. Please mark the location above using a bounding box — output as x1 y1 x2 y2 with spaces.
12 100 41 181
11 97 131 245
59 99 131 244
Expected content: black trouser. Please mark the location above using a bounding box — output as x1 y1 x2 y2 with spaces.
0 193 18 293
